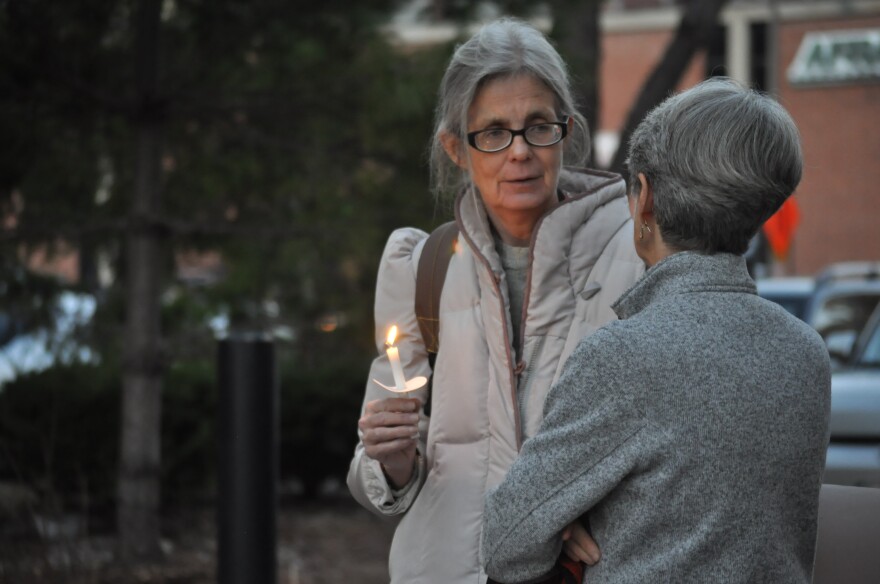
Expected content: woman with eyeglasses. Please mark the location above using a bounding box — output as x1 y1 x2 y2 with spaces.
347 18 643 583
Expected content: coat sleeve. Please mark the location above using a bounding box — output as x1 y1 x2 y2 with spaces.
481 332 648 583
346 227 434 517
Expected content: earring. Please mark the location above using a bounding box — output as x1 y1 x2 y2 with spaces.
639 221 652 241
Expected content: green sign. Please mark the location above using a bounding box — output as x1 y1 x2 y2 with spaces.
788 29 880 85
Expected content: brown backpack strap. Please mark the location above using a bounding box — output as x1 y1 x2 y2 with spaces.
415 221 458 355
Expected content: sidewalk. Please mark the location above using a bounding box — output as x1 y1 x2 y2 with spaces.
0 497 395 584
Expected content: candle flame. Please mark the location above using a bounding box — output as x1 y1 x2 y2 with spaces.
386 325 398 346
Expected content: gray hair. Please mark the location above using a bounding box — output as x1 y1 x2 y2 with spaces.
626 77 803 255
430 18 590 205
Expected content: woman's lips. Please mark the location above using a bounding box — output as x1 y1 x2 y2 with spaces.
502 176 543 193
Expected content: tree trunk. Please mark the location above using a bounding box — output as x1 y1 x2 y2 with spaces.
118 0 164 561
608 0 729 175
551 0 603 167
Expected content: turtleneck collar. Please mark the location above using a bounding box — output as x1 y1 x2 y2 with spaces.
612 251 756 320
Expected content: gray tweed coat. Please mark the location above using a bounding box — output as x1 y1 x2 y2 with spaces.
482 251 831 584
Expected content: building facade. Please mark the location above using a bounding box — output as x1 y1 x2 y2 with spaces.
599 0 880 275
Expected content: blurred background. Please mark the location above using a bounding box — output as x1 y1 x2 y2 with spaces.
1 0 878 582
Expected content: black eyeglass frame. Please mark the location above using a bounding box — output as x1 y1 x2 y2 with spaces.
466 118 569 153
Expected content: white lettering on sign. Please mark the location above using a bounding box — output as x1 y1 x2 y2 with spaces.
787 29 880 86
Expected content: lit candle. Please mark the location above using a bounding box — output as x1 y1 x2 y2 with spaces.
385 325 407 391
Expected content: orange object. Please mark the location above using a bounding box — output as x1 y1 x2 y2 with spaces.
764 197 800 260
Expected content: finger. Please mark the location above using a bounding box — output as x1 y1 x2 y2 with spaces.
365 397 421 415
359 411 420 432
569 524 601 564
364 437 417 459
563 538 596 565
571 524 602 561
362 425 420 446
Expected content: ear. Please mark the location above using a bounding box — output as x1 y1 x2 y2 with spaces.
440 130 467 169
635 172 655 220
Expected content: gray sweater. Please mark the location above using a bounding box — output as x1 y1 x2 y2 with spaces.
482 251 831 584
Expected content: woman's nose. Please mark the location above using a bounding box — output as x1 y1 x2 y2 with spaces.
508 134 532 160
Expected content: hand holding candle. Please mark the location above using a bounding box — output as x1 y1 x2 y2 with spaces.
373 324 427 393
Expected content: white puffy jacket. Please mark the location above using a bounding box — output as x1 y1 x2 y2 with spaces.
347 168 644 583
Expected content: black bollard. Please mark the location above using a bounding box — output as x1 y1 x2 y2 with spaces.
217 334 278 584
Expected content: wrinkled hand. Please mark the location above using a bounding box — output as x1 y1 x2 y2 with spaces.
562 519 601 566
359 397 421 489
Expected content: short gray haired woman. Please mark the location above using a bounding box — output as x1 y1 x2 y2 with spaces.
347 18 643 584
627 76 804 257
483 78 831 584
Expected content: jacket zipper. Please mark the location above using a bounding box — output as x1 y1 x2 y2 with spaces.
453 205 523 449
510 196 559 448
516 334 545 435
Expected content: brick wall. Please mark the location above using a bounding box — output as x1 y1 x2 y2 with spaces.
777 15 880 275
600 29 706 132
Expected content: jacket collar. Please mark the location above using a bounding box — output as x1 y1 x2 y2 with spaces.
454 167 627 274
612 251 756 320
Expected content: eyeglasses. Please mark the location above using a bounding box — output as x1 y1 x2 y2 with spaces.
466 118 568 153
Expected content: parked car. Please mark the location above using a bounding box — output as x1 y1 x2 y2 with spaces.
807 262 880 366
823 303 880 487
758 263 880 361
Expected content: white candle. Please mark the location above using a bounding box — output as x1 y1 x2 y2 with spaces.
385 325 407 391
